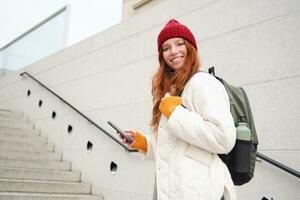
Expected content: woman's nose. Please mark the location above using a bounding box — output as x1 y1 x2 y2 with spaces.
170 45 178 54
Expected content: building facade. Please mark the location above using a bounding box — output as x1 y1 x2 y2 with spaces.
0 0 299 199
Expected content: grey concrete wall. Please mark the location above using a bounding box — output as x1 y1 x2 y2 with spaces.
0 0 299 199
122 0 165 20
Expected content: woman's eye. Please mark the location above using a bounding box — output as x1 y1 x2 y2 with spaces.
162 47 169 51
177 42 185 46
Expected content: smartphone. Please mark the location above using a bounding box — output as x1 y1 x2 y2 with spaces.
107 121 134 143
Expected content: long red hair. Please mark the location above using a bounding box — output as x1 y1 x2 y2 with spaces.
151 40 201 129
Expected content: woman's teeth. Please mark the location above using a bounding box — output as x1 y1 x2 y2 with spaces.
171 57 182 63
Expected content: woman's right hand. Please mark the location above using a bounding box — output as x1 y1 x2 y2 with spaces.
117 130 147 153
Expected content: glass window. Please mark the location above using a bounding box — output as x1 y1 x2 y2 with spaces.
0 6 69 76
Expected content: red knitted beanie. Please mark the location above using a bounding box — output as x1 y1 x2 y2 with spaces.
157 19 197 50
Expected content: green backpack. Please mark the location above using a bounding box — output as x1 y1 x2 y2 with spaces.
207 67 259 186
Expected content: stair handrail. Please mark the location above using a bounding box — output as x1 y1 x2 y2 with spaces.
20 72 300 178
256 152 300 178
20 72 138 152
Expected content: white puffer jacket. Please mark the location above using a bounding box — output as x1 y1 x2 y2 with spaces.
145 72 236 200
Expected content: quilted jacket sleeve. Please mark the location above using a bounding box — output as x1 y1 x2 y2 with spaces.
144 135 154 160
167 73 236 154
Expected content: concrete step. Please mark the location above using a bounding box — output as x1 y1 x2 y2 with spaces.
0 127 40 136
0 132 47 144
0 115 28 121
0 109 13 112
0 120 33 128
0 192 103 200
0 116 27 123
0 179 91 194
0 150 61 161
0 121 34 129
0 110 22 117
0 140 54 152
0 159 70 171
0 110 23 118
0 167 81 182
0 116 24 123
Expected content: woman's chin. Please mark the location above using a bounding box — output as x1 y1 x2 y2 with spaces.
172 64 184 71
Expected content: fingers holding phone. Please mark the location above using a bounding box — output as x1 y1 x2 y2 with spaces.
124 130 138 148
108 121 147 152
116 130 144 151
116 132 127 143
128 131 147 152
117 130 147 152
107 121 134 144
116 130 135 145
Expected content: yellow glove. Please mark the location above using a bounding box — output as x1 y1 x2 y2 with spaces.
127 131 147 153
159 96 182 118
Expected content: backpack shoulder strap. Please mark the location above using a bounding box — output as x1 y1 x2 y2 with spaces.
178 67 217 96
208 66 215 76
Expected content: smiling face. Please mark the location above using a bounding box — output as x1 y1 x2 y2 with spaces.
162 37 187 71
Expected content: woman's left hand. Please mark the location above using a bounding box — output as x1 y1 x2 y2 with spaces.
159 94 182 118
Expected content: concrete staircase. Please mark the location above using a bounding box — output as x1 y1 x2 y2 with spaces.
0 109 103 200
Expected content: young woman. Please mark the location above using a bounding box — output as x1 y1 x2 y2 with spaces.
119 19 236 200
